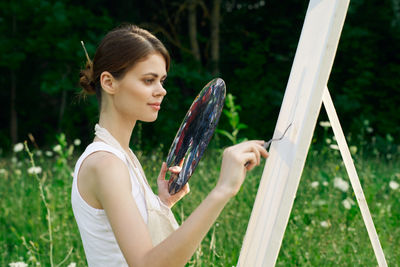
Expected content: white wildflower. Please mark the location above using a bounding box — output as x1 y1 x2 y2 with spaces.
389 181 399 190
320 221 330 228
35 150 43 156
13 143 24 153
330 144 340 150
27 255 35 262
322 181 328 186
28 166 42 175
9 262 28 267
366 127 373 133
310 181 319 188
315 199 327 206
0 169 7 175
350 146 357 155
334 177 349 192
15 169 22 176
53 144 62 152
325 138 332 144
73 139 81 146
45 151 53 157
342 198 355 210
319 121 331 128
67 263 76 267
11 157 18 164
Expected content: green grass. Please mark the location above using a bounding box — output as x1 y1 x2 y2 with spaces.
1 139 399 266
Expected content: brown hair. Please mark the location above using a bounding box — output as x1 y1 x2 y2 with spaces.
79 24 170 107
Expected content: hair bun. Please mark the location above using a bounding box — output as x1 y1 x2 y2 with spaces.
79 61 96 95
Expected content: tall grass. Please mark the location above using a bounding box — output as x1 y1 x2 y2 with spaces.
1 132 399 266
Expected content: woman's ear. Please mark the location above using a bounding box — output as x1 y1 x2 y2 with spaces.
100 71 118 95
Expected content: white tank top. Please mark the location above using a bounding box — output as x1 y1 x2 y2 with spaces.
71 141 160 267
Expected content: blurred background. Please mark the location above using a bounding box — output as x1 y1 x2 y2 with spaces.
1 0 399 154
1 1 400 266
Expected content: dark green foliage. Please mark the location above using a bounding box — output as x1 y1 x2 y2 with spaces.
0 0 113 150
0 0 398 153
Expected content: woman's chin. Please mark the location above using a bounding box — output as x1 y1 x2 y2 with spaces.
140 115 158 122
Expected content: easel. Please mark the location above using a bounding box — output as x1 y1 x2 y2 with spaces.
237 0 387 266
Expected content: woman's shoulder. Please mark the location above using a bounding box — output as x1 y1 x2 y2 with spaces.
78 150 132 209
78 142 126 171
79 151 130 197
81 150 129 180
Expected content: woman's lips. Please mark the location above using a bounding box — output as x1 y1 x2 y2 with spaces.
148 103 161 111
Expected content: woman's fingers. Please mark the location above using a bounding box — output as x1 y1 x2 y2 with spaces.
216 139 270 198
184 183 190 193
175 183 190 199
243 152 258 170
164 182 190 208
256 141 269 158
158 162 168 181
250 146 261 165
241 141 268 167
169 165 182 174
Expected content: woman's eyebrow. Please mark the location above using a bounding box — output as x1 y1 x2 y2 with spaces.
143 72 167 78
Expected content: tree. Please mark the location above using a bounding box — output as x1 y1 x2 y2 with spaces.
188 0 201 63
210 0 221 75
0 0 112 148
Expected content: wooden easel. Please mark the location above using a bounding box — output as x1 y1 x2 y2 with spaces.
237 1 387 266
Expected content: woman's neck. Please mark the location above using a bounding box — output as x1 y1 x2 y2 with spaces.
95 109 136 152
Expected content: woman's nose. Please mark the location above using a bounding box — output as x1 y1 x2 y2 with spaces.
154 83 167 97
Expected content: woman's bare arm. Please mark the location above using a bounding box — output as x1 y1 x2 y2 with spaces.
92 140 268 267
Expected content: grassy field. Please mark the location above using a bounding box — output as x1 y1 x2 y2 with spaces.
1 135 399 266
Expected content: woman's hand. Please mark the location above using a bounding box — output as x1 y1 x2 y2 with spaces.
215 140 268 198
157 162 190 208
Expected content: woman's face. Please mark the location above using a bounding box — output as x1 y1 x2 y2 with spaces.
110 53 167 122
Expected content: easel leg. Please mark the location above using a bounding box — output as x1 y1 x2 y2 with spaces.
322 87 387 267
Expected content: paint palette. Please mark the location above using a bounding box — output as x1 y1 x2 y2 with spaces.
166 78 226 195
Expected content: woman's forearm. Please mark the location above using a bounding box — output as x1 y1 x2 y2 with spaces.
142 188 231 267
136 141 268 267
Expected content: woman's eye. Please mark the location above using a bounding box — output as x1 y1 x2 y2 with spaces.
144 79 154 84
161 79 166 86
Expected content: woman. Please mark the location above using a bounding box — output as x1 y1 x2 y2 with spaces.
72 24 268 267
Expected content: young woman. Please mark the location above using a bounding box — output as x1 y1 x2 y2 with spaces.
72 24 268 267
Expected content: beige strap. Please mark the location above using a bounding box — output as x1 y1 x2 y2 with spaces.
128 149 152 188
94 124 151 194
94 123 179 245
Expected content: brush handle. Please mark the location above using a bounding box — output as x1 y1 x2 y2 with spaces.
244 123 292 167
